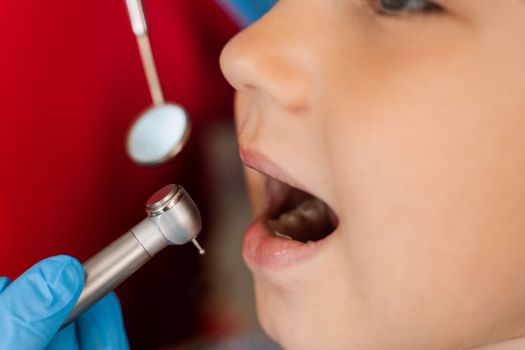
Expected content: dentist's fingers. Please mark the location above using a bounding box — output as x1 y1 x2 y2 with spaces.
0 277 11 293
0 255 84 350
76 292 130 350
46 323 80 350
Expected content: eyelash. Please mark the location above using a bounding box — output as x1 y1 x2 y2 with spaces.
370 0 443 15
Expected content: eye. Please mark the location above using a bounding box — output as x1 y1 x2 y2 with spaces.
372 0 442 14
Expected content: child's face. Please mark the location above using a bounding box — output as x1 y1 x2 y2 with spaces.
220 1 525 349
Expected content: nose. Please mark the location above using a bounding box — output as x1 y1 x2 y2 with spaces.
220 3 310 111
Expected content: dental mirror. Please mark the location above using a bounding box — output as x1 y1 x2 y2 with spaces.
127 103 191 165
125 0 191 166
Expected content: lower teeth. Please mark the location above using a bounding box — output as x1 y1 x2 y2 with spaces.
273 230 293 240
267 198 332 242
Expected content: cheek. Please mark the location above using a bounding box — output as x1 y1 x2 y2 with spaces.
324 64 525 346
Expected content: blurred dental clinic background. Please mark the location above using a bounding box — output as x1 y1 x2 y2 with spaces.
0 0 280 349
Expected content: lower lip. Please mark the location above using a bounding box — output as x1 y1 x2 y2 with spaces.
242 218 324 271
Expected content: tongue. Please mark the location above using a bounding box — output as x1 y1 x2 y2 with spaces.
267 198 334 242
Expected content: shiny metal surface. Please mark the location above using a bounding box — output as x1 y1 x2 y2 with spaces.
126 104 191 166
124 0 192 166
148 187 202 245
64 232 150 326
146 184 183 215
125 0 147 36
62 184 202 328
136 34 164 105
191 238 206 255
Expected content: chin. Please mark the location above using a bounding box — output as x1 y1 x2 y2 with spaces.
250 249 367 350
254 281 319 350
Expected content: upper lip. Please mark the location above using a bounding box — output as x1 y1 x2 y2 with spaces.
239 147 307 194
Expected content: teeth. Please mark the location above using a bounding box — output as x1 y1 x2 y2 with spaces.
273 231 293 240
280 212 304 228
266 198 331 241
295 199 326 221
282 199 327 228
267 220 293 240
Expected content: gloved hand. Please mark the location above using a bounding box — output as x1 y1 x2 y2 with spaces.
0 255 129 350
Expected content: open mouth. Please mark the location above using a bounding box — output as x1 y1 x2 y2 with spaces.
261 176 339 243
239 148 339 270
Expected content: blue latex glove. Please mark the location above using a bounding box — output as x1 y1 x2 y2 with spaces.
0 255 129 350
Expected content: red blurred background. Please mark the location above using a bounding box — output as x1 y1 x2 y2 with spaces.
0 1 239 348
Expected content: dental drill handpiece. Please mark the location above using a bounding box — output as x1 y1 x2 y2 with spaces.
62 184 204 327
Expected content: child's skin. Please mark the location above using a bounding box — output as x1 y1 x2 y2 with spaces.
220 0 525 349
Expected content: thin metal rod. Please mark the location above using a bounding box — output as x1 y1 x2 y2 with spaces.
192 238 206 255
137 35 164 105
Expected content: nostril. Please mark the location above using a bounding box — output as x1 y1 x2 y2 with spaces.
262 62 310 111
220 19 311 111
220 39 310 111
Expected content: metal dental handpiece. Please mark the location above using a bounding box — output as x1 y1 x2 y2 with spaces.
62 184 204 327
